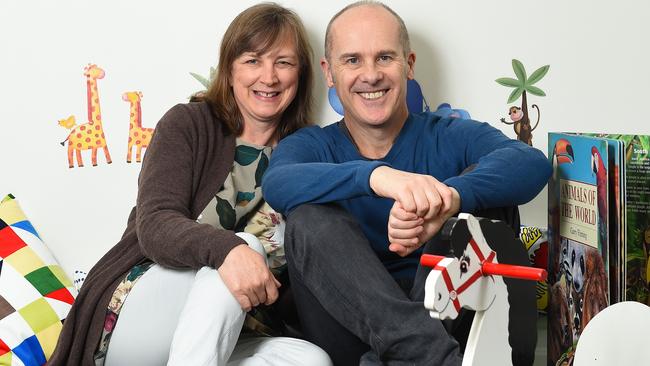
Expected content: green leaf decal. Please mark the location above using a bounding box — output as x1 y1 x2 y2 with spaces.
189 72 211 89
235 145 262 166
527 65 550 86
255 153 269 188
236 191 255 206
216 196 236 229
526 85 546 97
495 77 522 88
512 59 527 84
507 87 524 104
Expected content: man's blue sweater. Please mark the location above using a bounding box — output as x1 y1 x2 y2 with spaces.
263 112 551 279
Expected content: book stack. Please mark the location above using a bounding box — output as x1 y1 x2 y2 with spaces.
547 133 650 365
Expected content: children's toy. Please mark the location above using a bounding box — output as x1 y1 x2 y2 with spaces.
422 213 545 366
573 301 650 365
431 103 471 120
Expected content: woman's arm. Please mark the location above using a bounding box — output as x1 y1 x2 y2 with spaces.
134 104 243 270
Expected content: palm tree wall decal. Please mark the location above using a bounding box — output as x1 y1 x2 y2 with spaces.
496 59 549 145
189 67 216 100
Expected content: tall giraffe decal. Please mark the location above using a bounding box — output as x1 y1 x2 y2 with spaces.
122 91 154 163
60 64 113 168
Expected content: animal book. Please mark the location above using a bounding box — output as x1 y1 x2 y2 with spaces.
547 133 611 365
599 134 650 304
547 132 650 365
577 135 650 304
582 135 624 304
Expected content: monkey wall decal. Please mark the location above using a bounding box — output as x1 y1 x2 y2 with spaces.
496 59 549 147
500 104 540 146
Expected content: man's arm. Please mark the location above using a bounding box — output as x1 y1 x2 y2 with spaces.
436 118 552 213
376 117 551 256
262 127 387 214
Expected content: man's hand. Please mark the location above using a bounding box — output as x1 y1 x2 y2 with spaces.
387 202 423 255
218 244 281 311
369 166 452 219
371 166 461 256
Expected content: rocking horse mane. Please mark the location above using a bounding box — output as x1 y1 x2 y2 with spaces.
440 216 537 366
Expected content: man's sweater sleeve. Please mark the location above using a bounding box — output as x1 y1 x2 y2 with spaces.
441 119 552 212
262 127 387 215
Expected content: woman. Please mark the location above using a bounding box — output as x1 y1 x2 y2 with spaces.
50 3 331 365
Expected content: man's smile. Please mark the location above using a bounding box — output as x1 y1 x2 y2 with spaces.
357 89 388 100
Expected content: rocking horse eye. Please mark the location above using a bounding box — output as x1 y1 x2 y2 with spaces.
571 250 576 265
460 262 467 273
437 292 442 301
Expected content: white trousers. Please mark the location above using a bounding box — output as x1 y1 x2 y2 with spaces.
104 233 331 366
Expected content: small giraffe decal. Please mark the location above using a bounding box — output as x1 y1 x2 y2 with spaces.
122 91 154 163
60 64 113 168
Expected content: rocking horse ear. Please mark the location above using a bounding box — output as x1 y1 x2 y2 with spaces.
440 217 459 240
446 218 473 259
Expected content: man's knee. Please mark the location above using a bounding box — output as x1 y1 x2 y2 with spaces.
286 203 345 229
285 204 330 263
284 203 354 265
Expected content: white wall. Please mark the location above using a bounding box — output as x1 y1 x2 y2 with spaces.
2 0 649 276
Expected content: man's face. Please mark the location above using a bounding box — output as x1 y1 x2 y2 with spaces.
322 5 415 130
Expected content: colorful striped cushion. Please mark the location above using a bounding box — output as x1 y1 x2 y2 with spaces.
0 194 76 366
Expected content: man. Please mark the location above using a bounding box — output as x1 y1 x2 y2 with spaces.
262 1 551 365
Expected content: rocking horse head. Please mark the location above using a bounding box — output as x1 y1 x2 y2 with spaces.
424 213 498 320
421 213 546 366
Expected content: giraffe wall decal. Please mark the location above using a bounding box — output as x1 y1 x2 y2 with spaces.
122 91 154 163
60 64 113 168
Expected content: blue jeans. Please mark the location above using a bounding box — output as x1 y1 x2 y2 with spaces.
284 203 463 366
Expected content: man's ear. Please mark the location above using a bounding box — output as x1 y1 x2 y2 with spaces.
406 51 416 80
321 57 335 87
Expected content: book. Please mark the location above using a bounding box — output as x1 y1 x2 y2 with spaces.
547 132 650 365
605 135 650 304
547 133 611 365
583 135 624 303
582 134 650 304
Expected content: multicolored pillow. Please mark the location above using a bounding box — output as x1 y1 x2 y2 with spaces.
0 194 76 365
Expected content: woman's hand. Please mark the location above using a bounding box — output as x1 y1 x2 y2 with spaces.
218 244 281 311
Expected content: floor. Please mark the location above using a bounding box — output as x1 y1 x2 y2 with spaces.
533 314 547 366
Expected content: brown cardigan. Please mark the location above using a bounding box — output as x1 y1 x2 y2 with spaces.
50 102 245 365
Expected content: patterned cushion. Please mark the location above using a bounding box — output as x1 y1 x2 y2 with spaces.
73 270 87 293
0 194 76 365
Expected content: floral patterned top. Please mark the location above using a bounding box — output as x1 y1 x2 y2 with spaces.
93 140 285 364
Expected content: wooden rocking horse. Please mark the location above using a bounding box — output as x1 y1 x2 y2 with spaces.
421 213 546 366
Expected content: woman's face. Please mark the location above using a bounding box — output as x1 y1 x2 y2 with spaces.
231 37 300 127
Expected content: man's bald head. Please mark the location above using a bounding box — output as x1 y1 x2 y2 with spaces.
324 1 411 62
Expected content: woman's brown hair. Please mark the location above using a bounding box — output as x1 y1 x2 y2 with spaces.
198 3 314 140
